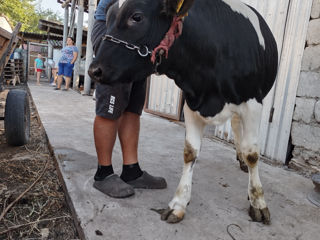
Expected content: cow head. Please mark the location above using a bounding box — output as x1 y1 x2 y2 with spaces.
88 0 195 85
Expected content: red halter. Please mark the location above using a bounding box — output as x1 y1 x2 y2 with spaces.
151 16 184 64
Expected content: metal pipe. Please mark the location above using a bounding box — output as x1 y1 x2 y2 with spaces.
47 42 53 81
68 0 76 37
73 0 84 89
63 5 69 48
83 0 97 95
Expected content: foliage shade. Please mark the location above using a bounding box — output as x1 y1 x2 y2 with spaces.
0 0 63 33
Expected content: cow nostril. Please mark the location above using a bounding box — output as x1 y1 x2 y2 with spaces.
88 65 102 79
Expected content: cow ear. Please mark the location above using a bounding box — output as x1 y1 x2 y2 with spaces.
163 0 195 17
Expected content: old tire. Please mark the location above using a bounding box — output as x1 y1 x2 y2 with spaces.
5 89 30 146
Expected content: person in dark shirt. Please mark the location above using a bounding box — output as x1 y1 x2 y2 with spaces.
91 0 167 198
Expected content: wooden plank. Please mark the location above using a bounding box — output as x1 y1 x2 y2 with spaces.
0 27 12 40
264 0 313 162
0 40 9 60
0 23 21 75
258 0 291 155
145 74 183 120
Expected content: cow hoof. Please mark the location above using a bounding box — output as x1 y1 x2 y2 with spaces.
249 205 270 225
237 155 248 173
160 207 184 223
239 162 249 173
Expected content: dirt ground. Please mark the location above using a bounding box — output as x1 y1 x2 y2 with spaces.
0 86 79 240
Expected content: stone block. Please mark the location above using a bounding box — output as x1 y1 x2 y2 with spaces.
291 122 320 152
297 71 320 98
293 97 316 123
315 100 320 122
307 19 320 45
301 45 320 71
311 0 320 19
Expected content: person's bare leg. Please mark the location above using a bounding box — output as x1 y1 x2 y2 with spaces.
118 112 140 165
57 75 63 89
94 115 118 166
52 69 57 85
36 71 41 85
118 112 167 189
93 115 135 198
65 77 71 90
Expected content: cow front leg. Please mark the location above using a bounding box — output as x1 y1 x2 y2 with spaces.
161 155 196 223
240 100 270 224
161 103 204 223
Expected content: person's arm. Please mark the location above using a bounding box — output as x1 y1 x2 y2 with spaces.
71 50 78 64
34 60 37 72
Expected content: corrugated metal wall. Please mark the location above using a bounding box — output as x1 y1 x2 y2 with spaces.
146 75 183 120
145 0 313 163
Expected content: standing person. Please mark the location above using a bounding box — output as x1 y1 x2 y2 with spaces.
55 37 78 91
34 53 44 85
48 59 58 86
51 67 58 86
91 0 167 198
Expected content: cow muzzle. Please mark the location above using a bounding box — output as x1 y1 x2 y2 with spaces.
88 62 103 82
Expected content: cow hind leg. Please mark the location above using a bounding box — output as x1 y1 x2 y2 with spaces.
161 103 205 223
239 99 270 224
231 113 248 172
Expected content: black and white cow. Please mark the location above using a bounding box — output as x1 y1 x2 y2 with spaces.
89 0 278 224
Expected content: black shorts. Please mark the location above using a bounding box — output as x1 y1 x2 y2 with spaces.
92 20 146 120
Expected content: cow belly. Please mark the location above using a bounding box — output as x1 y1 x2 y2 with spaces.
195 102 236 126
193 98 262 127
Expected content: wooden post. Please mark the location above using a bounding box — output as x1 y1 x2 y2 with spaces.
83 0 97 95
62 4 69 48
73 0 84 89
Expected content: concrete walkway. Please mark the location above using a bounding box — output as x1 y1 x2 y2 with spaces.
28 80 319 240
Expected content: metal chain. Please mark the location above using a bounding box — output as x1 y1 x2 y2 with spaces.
102 34 152 57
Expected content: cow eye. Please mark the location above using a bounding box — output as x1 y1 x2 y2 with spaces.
130 13 143 23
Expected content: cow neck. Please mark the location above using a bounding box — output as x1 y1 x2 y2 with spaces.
151 16 184 69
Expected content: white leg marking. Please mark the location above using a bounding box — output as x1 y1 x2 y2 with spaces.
169 161 194 212
231 113 243 157
184 103 205 155
231 113 249 172
239 99 262 152
168 103 205 216
239 99 267 209
222 0 265 49
248 165 267 209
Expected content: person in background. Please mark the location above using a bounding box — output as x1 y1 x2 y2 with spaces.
34 53 44 85
48 59 58 86
55 37 78 91
51 66 58 86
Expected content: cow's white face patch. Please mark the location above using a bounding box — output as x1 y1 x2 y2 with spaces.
222 0 265 49
119 0 127 8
